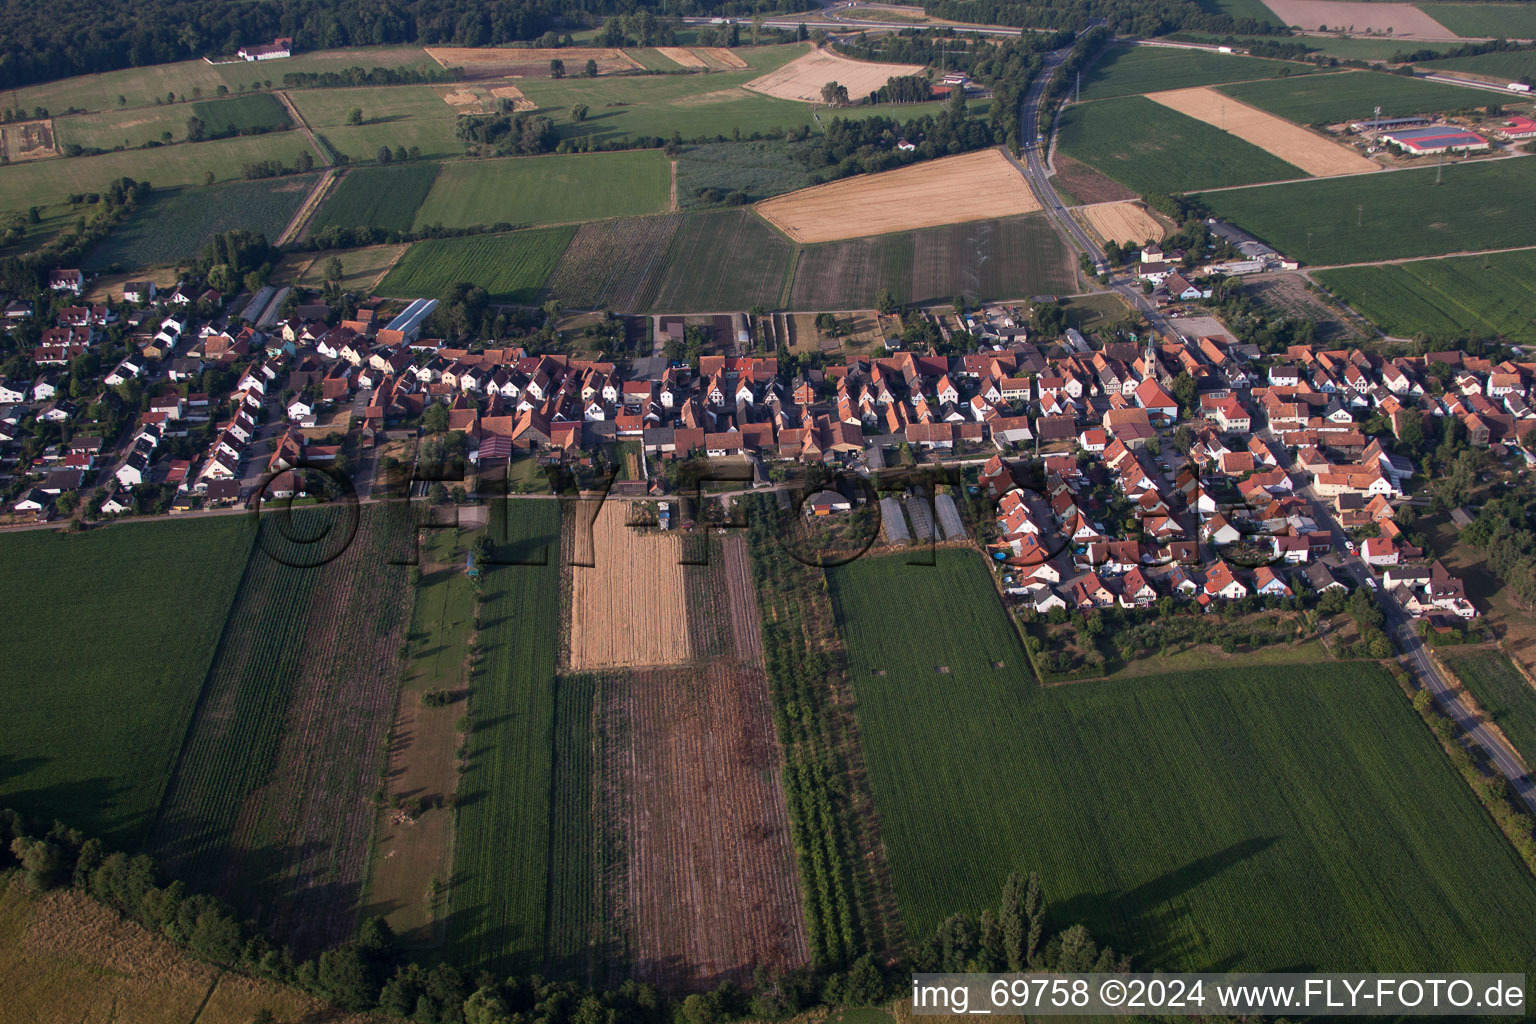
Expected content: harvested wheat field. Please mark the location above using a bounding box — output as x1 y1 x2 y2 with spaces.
439 85 497 112
1148 86 1381 177
657 46 710 68
1078 200 1166 246
427 46 643 78
757 148 1039 243
1259 0 1459 38
601 662 810 990
568 499 690 670
745 46 928 103
490 84 537 110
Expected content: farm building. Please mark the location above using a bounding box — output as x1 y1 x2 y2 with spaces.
805 489 851 516
1350 116 1430 132
1496 116 1536 140
1378 125 1490 155
238 38 293 60
380 298 439 344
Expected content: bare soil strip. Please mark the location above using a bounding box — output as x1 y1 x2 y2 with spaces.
1077 200 1166 246
568 500 691 670
757 149 1041 243
1147 86 1381 177
744 46 928 103
656 46 708 69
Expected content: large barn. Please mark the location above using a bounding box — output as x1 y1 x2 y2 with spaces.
1379 125 1490 155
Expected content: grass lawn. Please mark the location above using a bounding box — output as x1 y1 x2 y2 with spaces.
1314 247 1536 342
1441 648 1536 770
0 131 321 209
1218 70 1495 124
829 549 1536 973
1198 157 1536 264
8 47 436 115
1076 43 1313 101
1057 95 1308 194
85 174 320 271
378 227 575 304
411 151 670 229
446 499 562 975
1418 2 1536 38
308 162 442 233
0 518 254 844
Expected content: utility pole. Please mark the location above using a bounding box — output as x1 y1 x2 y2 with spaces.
1436 150 1445 185
1357 204 1364 228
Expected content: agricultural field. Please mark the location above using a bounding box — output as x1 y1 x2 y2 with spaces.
743 47 929 103
1075 43 1312 102
1217 69 1490 124
85 174 321 270
786 213 1073 308
0 878 359 1024
190 92 291 133
545 673 601 980
1056 96 1308 194
1441 649 1536 769
0 517 252 845
307 162 441 233
567 501 690 671
1255 0 1460 37
284 242 408 292
147 505 413 957
1199 157 1536 263
541 214 684 309
1194 0 1282 24
6 46 437 115
0 131 320 210
1315 247 1536 341
379 226 575 304
447 499 562 975
1050 153 1137 205
1418 2 1536 37
1417 49 1536 81
1166 31 1457 60
645 209 794 311
757 149 1040 244
289 84 465 162
829 549 1536 972
1076 200 1167 245
411 151 670 229
53 107 187 151
1145 87 1380 175
675 139 815 207
427 46 644 78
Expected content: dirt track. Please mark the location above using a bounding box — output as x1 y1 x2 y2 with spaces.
756 149 1042 243
1147 86 1381 177
568 500 691 670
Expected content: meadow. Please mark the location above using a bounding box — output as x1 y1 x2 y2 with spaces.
1418 50 1536 81
1315 248 1536 341
1057 96 1308 194
1075 43 1313 101
290 84 465 162
307 162 441 233
828 549 1536 973
1417 2 1536 38
1199 157 1536 263
0 131 320 209
411 151 670 229
1442 649 1536 766
675 140 815 207
85 174 320 270
645 209 794 311
787 213 1073 308
378 227 575 303
0 517 253 844
447 499 563 975
190 92 291 133
1217 69 1491 124
1165 32 1457 61
283 242 408 292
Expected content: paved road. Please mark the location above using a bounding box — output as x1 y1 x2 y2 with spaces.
1282 445 1536 814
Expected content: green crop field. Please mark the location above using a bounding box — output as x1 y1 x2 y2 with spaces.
1165 32 1457 61
85 174 319 270
447 499 563 975
545 673 598 977
541 213 684 310
1057 95 1308 194
190 92 291 133
1418 50 1536 81
787 213 1073 308
0 131 320 210
1315 248 1536 341
308 163 441 233
1193 0 1280 24
411 151 670 230
290 84 464 162
378 227 574 303
1075 44 1311 101
645 209 794 311
675 140 815 207
828 549 1536 973
1419 2 1536 38
1199 157 1536 263
8 47 436 115
1218 70 1492 124
0 517 253 844
1442 649 1536 765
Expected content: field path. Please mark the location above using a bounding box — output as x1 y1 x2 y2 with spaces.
275 90 331 168
669 159 678 212
1303 241 1536 272
276 167 339 246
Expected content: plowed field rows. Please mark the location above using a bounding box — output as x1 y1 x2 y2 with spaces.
568 500 690 670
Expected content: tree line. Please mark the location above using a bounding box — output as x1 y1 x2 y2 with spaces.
922 0 1283 40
